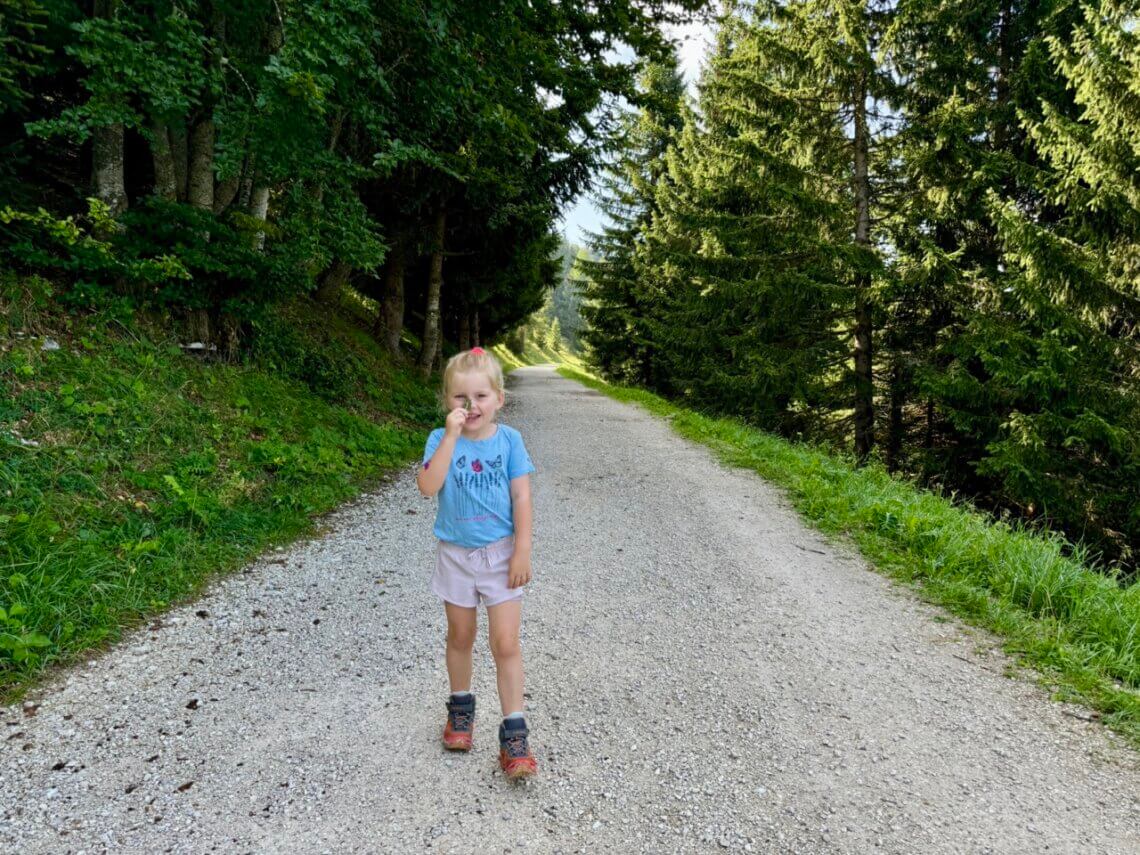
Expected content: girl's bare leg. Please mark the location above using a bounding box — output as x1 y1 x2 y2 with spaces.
444 602 477 693
486 599 524 715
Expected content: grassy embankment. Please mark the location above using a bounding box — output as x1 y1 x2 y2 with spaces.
1 287 444 699
492 338 585 374
559 367 1140 748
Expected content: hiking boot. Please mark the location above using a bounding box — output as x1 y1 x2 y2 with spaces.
498 717 537 780
442 694 474 751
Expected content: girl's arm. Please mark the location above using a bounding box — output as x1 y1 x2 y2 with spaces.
508 474 533 587
416 410 467 496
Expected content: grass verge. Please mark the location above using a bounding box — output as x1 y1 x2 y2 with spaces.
559 367 1140 748
492 340 584 373
1 296 439 699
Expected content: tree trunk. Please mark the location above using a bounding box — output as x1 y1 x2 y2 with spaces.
852 66 875 464
298 115 349 282
217 313 241 361
310 111 345 208
375 242 406 356
188 6 225 212
91 0 127 217
213 175 240 214
472 310 481 348
249 182 270 249
150 123 177 200
186 309 211 345
187 118 215 210
93 123 128 216
186 118 216 348
170 123 189 201
885 358 904 472
237 154 254 209
315 259 352 303
417 202 448 377
246 12 283 250
993 0 1012 150
925 398 935 450
458 309 471 351
183 8 225 346
184 117 213 341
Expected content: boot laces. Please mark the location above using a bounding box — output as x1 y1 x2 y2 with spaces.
447 703 473 731
504 733 529 758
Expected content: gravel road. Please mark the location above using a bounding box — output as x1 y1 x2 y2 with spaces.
3 365 1138 854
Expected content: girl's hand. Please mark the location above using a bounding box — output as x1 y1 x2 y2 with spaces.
444 407 467 437
508 550 532 588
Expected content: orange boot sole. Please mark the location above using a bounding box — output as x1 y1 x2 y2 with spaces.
499 750 537 779
442 720 473 751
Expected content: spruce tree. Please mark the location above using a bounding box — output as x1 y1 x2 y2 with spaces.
883 0 1140 561
968 0 1140 561
578 57 687 386
636 2 887 439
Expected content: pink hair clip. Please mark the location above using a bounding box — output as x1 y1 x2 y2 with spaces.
470 347 485 355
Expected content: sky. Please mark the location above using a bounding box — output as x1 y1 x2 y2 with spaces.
556 18 714 247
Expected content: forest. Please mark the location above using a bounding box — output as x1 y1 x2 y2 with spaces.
1 0 699 367
580 0 1140 576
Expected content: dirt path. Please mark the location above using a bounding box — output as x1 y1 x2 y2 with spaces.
3 366 1137 854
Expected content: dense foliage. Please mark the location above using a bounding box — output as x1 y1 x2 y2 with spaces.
582 0 1140 572
0 0 705 368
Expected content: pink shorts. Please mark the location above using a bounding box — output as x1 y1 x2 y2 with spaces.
432 536 523 608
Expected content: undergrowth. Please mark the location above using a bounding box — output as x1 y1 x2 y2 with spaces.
0 289 438 697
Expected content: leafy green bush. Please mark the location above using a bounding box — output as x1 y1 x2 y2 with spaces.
116 199 311 316
0 200 186 312
1 198 312 319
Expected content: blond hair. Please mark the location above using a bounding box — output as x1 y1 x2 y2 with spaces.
440 347 505 408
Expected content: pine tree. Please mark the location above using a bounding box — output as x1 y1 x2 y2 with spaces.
882 0 1140 561
880 0 1076 477
964 0 1140 561
635 2 887 439
578 56 687 386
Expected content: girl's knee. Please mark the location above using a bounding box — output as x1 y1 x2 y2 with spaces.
489 632 520 661
447 623 476 650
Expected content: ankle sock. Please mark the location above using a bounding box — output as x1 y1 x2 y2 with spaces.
451 691 472 700
503 711 525 722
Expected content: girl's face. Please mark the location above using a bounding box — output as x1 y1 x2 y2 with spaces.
447 370 504 435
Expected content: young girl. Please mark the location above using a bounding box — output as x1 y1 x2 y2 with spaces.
415 347 538 780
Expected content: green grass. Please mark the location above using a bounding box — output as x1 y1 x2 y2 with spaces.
491 343 527 374
1 294 439 698
493 339 585 373
559 367 1140 747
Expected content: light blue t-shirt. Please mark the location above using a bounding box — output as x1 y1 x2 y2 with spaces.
422 423 535 547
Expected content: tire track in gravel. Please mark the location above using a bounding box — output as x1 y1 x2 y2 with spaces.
2 365 1137 854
